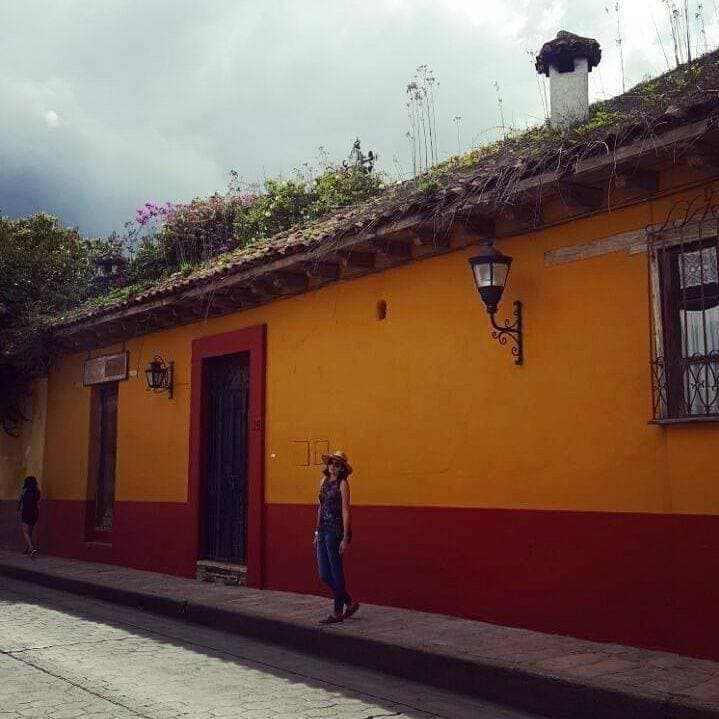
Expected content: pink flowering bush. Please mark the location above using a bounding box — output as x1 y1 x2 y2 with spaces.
127 164 383 283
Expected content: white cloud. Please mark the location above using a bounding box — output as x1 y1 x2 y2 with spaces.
44 110 59 127
0 0 716 237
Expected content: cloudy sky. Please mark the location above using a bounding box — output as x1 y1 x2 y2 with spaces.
1 0 717 237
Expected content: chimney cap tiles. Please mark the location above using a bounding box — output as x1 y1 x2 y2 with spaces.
535 31 601 76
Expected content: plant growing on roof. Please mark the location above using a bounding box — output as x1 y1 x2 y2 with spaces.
311 165 383 217
494 80 507 138
662 0 698 66
122 152 385 286
606 2 626 92
406 65 440 176
573 107 627 135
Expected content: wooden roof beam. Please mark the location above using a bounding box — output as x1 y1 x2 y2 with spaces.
502 202 542 230
204 291 240 315
267 271 310 294
573 119 712 175
246 280 277 302
684 138 719 170
226 288 262 308
409 224 452 248
557 180 605 210
180 298 212 318
299 260 342 281
615 168 659 193
460 214 496 238
339 250 376 269
371 238 414 260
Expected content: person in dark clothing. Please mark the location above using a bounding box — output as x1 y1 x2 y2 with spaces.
314 450 360 624
18 476 40 558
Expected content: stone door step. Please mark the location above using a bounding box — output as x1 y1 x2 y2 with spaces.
195 559 247 586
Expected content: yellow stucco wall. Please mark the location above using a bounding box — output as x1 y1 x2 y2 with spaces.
0 378 48 501
40 184 719 515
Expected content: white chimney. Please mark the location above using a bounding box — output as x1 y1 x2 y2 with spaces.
535 31 602 130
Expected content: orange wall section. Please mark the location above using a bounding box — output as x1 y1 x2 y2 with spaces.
41 183 719 515
43 354 91 500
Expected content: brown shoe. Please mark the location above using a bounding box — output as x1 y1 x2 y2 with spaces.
319 614 344 625
344 601 360 619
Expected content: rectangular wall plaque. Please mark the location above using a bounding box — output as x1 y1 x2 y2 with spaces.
83 351 129 386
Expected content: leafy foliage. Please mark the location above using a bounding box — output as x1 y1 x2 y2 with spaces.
310 166 383 217
124 164 384 282
0 214 95 435
85 280 156 308
574 108 628 135
0 154 384 435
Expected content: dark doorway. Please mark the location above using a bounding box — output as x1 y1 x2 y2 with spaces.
94 383 118 533
202 352 250 564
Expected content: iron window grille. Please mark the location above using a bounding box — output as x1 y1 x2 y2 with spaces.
648 191 719 421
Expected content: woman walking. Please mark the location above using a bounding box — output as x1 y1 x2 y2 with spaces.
18 476 41 558
314 450 359 624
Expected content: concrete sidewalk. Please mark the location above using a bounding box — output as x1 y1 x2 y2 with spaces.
1 550 717 719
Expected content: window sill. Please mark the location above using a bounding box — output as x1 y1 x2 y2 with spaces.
649 415 719 425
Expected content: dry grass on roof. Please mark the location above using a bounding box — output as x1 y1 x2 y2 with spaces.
58 49 719 328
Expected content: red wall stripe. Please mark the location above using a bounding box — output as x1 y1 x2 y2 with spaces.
265 503 719 661
3 499 197 577
0 500 23 551
6 497 719 661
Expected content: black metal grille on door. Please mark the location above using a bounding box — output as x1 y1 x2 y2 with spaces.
203 353 250 564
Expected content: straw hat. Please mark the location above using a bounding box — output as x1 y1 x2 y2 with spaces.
321 450 353 475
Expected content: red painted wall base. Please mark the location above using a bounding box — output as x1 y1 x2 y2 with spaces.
5 498 719 661
265 503 719 662
0 500 24 551
3 499 197 578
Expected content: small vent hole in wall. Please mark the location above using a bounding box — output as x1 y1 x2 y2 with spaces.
376 299 388 320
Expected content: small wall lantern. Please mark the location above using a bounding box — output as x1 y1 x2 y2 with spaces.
468 242 523 365
145 356 174 398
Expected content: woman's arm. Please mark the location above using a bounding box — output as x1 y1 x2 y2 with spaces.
314 504 321 545
339 480 351 554
314 480 322 545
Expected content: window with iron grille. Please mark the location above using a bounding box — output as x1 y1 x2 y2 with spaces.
648 196 719 420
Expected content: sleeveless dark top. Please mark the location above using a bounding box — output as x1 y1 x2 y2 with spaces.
19 487 40 524
318 477 346 537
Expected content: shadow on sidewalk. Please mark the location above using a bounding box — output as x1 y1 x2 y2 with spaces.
0 575 525 719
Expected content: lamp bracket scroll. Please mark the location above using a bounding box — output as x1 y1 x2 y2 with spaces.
468 240 524 366
166 361 174 399
489 301 523 365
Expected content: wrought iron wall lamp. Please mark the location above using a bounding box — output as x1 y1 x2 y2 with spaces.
468 242 523 365
145 356 174 398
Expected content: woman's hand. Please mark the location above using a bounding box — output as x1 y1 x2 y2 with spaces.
339 538 348 555
313 532 318 547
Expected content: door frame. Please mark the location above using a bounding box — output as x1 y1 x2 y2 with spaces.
188 324 266 587
86 381 119 543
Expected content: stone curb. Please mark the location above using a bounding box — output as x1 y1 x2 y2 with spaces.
1 560 717 719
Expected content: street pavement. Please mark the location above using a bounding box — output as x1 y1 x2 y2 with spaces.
0 577 539 719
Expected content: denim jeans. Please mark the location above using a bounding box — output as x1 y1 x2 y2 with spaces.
316 530 352 616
